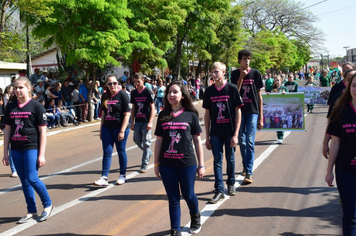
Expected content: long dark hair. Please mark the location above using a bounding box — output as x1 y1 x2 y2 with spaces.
160 80 199 122
101 75 117 109
329 73 356 123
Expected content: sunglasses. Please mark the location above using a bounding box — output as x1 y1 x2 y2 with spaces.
107 82 118 86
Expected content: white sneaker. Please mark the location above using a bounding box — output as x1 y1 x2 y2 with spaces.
116 175 126 185
277 139 283 144
93 176 108 187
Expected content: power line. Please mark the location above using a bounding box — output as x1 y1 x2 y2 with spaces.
302 0 327 10
317 4 356 16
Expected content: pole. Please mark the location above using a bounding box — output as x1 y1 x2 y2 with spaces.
26 24 30 77
343 46 349 62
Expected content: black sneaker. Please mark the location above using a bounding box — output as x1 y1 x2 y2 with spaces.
208 192 225 204
243 174 253 184
169 229 181 236
190 213 201 234
227 185 236 196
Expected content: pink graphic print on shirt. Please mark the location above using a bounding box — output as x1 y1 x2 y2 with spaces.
167 130 181 153
10 111 31 141
217 102 226 119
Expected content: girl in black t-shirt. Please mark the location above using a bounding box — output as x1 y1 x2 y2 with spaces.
2 76 53 223
93 75 131 187
326 72 356 235
154 81 205 236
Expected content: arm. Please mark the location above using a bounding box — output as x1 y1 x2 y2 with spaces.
204 109 211 150
230 107 241 148
323 124 331 159
193 134 205 179
2 125 11 166
147 102 155 130
118 112 130 141
325 136 340 187
130 104 135 130
154 136 163 178
257 90 264 130
48 91 58 99
236 70 248 90
37 126 47 167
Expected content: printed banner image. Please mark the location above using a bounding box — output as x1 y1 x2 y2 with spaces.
262 93 305 131
298 87 331 105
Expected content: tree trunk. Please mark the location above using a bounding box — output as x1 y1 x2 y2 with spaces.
196 60 202 78
0 0 10 33
175 37 183 80
87 68 96 122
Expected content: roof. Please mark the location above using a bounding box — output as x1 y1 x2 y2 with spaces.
0 61 27 70
31 48 58 61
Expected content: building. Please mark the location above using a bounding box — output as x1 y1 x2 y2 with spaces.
346 48 356 64
0 61 27 89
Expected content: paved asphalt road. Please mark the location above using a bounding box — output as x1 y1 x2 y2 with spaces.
0 102 342 236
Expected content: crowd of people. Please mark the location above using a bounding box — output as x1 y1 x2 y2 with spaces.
1 52 355 235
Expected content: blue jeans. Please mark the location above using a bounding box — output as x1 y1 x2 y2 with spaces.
47 114 59 127
238 113 258 175
160 165 199 231
64 101 75 117
8 146 16 173
12 149 52 213
155 97 163 115
336 169 356 236
210 135 235 193
94 100 101 118
101 126 129 176
133 122 152 167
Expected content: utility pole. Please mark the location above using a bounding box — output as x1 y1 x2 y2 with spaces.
343 46 349 62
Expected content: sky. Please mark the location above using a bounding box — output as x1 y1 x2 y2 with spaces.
298 0 356 58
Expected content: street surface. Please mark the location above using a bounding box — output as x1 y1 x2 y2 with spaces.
0 102 342 236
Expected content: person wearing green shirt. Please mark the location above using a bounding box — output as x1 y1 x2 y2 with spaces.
319 70 331 87
305 75 317 113
265 74 274 92
284 73 299 92
266 75 289 144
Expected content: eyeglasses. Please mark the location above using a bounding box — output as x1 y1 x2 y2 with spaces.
107 82 118 86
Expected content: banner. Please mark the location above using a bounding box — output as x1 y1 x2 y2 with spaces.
262 93 305 131
298 87 331 105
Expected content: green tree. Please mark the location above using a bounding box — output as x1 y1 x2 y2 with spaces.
31 0 148 121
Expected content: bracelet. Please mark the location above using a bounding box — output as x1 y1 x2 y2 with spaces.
154 163 159 167
120 131 124 133
198 165 204 168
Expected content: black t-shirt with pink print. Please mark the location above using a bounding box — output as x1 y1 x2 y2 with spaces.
4 99 47 151
231 68 263 115
130 87 154 123
101 90 131 129
155 109 202 168
327 102 356 172
203 82 243 136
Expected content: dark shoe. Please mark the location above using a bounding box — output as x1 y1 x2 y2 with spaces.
243 174 253 184
190 213 201 234
39 205 54 222
242 168 247 176
17 213 38 224
170 229 181 236
228 185 236 196
208 192 225 204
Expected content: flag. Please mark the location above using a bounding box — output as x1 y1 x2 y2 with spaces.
338 64 342 74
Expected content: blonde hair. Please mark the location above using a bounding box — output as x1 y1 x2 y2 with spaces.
211 62 226 72
14 76 32 97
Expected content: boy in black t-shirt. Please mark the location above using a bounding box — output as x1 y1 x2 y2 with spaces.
231 49 264 184
203 62 243 203
130 73 155 173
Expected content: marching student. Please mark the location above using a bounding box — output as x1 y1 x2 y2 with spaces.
203 62 243 203
154 80 204 236
2 76 54 223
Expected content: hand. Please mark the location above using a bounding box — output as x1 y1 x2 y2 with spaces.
154 166 161 179
230 135 238 148
130 123 135 130
257 119 264 130
118 132 124 141
205 139 212 150
146 122 153 130
99 130 102 140
2 154 9 166
197 167 205 179
37 155 46 167
266 92 270 95
322 143 329 159
325 172 334 187
240 68 249 79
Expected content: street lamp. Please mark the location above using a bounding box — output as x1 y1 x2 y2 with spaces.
344 46 349 62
